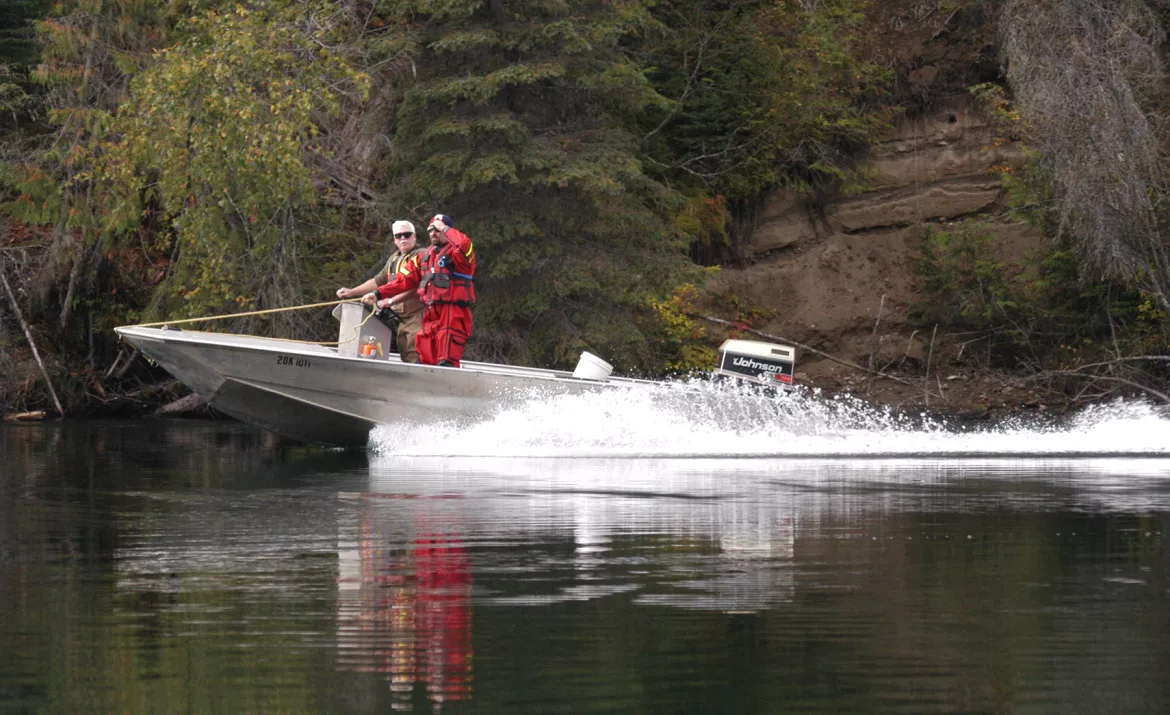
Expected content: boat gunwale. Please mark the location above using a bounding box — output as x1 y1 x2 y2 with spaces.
113 325 657 388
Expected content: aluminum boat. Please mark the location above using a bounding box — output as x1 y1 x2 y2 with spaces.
114 303 796 446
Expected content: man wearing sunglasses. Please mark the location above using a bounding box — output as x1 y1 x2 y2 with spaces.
336 220 427 363
362 214 476 368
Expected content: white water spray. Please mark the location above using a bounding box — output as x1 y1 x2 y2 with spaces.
370 380 1170 458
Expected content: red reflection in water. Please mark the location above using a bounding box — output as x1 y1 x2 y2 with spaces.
340 509 473 712
416 532 474 706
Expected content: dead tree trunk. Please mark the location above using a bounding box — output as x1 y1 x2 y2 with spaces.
0 268 65 418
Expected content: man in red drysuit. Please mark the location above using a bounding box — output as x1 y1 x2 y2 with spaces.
363 214 476 367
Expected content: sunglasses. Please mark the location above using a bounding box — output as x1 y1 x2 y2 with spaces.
427 227 441 234
394 232 414 239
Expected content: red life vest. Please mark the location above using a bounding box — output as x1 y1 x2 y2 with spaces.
418 242 476 307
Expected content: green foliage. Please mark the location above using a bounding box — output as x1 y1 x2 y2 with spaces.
912 220 1169 366
998 149 1056 235
960 77 1170 373
640 0 889 206
0 79 29 117
385 0 703 370
674 192 729 260
97 3 368 320
5 0 172 256
966 84 1057 235
0 0 43 70
649 282 720 373
0 0 896 389
968 82 1021 143
911 222 1016 328
0 164 63 224
0 0 38 124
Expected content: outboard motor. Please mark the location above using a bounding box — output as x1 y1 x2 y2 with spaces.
716 339 796 386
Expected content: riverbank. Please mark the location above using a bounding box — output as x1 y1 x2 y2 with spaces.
0 356 1133 430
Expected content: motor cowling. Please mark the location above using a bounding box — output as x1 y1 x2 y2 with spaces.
716 339 796 386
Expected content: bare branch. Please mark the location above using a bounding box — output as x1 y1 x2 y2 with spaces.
1002 0 1170 309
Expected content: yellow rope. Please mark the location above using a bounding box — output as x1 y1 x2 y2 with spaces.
135 298 358 327
133 298 381 346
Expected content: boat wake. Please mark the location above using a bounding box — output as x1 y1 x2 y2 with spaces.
369 380 1170 459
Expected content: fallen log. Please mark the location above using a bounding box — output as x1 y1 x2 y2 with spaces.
113 348 139 380
155 393 208 416
3 411 47 422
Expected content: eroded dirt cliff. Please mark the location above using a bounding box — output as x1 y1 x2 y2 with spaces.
712 100 1053 412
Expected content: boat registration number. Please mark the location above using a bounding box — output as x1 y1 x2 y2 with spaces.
276 355 312 368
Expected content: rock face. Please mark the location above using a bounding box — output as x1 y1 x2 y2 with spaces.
752 101 1024 256
715 99 1046 398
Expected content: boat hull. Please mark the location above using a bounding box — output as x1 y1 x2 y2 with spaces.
114 327 632 446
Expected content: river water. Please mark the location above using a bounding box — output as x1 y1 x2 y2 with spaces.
3 391 1170 713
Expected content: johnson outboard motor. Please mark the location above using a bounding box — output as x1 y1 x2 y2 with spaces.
716 339 796 386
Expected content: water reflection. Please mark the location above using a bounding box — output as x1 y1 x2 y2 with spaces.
337 498 473 711
6 422 1170 714
367 458 799 613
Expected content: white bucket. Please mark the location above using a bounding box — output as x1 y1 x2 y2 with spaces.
573 351 613 380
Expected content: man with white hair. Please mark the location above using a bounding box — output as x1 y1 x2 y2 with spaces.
336 219 426 363
362 214 476 367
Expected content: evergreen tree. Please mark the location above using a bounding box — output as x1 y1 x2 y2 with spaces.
1 0 172 339
384 0 701 369
0 0 42 121
0 0 42 69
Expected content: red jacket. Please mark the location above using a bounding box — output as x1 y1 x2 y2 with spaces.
376 228 476 307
